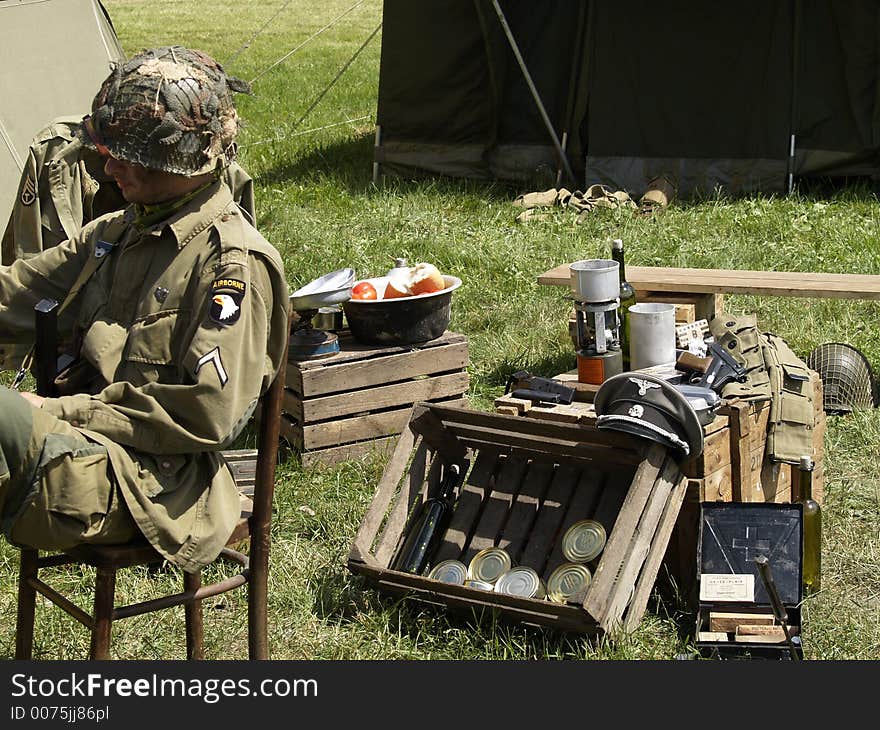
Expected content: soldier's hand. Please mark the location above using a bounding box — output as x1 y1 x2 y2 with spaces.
19 391 45 408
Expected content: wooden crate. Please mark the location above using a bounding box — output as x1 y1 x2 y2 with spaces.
282 331 469 467
347 402 688 635
511 368 826 506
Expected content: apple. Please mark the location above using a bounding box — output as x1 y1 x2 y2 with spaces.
409 262 445 295
351 281 377 300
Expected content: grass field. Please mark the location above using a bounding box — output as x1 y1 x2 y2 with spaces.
1 0 879 660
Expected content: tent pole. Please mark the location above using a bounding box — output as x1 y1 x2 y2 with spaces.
556 0 589 189
372 124 382 185
490 0 576 187
787 0 802 194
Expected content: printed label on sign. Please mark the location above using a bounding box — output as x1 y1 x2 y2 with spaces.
699 573 755 603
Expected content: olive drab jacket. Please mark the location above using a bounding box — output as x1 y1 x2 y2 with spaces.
0 180 289 571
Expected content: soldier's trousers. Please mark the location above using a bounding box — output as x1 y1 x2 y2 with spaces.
0 386 139 551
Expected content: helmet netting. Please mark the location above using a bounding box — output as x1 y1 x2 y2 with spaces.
81 46 250 175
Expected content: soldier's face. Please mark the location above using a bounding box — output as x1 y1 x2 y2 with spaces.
104 157 200 205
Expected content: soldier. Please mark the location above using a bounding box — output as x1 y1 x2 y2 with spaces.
0 46 289 572
1 117 256 267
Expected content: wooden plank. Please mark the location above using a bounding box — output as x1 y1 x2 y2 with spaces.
734 625 789 643
541 467 606 580
349 426 418 564
697 464 734 501
290 371 469 423
550 371 600 403
709 612 775 633
538 264 880 300
373 440 432 566
583 443 665 624
302 404 415 450
352 567 598 633
518 464 580 575
298 341 469 397
601 457 679 632
432 449 500 564
220 449 257 491
430 403 643 453
725 401 752 501
462 456 529 565
498 462 555 564
294 331 467 370
623 472 689 632
301 436 397 468
448 424 642 466
681 425 731 477
409 403 468 462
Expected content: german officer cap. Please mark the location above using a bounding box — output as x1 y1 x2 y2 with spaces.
594 372 704 459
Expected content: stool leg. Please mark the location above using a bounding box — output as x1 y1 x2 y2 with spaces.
15 549 39 659
184 570 204 660
90 568 116 660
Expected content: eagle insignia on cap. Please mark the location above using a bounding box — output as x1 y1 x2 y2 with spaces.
628 377 662 396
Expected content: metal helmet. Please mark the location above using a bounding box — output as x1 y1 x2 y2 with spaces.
80 46 251 176
805 342 878 415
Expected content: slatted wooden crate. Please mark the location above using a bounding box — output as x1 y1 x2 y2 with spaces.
281 331 469 467
503 368 825 505
348 402 688 635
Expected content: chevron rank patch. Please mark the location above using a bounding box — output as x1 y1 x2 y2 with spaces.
209 277 245 325
195 346 228 387
20 174 37 206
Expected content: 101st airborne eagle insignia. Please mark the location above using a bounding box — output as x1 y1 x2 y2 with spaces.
209 278 246 325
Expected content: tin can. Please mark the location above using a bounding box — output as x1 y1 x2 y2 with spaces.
464 579 495 591
562 520 607 563
546 562 592 603
427 559 468 585
467 547 512 584
494 567 546 599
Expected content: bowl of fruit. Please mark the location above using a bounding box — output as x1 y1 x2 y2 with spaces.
343 262 461 345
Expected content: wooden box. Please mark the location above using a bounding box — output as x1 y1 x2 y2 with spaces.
282 331 469 467
347 403 688 635
515 368 825 506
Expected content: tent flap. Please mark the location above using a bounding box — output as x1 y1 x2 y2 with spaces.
375 0 880 196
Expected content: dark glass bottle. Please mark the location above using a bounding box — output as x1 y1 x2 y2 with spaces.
611 239 636 370
392 462 464 574
798 455 822 595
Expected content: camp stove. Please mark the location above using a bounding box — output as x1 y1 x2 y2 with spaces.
289 268 354 360
569 259 623 384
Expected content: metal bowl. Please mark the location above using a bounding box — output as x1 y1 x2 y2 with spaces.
342 275 461 345
289 268 355 311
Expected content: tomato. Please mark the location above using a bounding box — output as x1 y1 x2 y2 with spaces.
351 281 378 300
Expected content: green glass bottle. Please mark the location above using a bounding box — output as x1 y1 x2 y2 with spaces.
798 455 822 595
611 239 637 370
392 463 464 575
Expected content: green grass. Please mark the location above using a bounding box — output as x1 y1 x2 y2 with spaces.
1 0 879 660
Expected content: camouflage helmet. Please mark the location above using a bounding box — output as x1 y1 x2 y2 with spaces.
80 46 251 176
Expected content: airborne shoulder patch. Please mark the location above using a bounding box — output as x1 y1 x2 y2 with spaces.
209 277 246 325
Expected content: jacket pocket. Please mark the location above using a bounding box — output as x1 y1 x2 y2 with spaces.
42 441 113 526
126 310 179 365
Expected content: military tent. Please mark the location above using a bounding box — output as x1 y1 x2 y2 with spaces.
374 0 880 197
0 0 124 228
